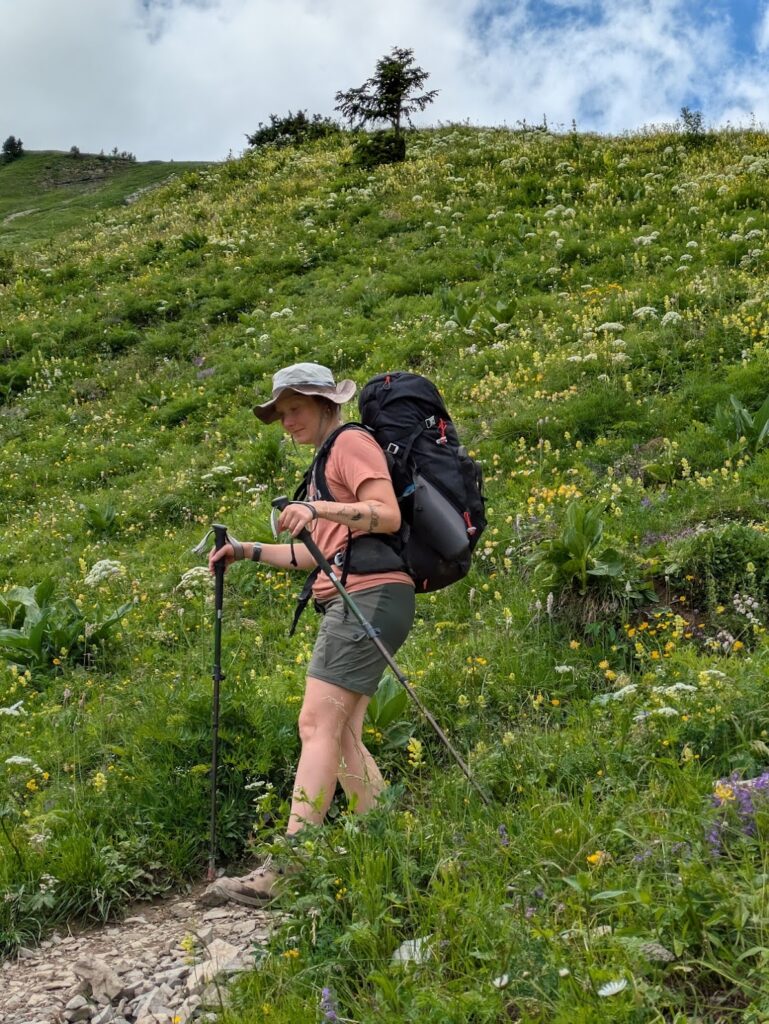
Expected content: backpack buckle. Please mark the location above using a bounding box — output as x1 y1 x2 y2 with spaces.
425 415 436 428
387 442 401 455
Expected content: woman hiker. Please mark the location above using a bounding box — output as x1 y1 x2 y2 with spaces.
201 362 415 906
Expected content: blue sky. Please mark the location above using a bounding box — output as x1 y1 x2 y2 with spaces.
2 0 768 160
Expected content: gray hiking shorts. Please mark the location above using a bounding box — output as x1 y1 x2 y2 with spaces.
307 583 415 696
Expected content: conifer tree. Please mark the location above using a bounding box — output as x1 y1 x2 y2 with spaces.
334 47 437 139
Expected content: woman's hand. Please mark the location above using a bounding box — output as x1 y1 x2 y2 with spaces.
278 502 317 538
208 543 235 575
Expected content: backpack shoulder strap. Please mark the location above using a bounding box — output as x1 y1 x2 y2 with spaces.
288 422 366 636
297 422 365 502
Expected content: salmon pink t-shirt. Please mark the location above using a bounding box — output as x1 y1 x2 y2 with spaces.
307 428 413 603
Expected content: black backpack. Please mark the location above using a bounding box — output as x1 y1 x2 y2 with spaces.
356 371 486 591
289 372 485 632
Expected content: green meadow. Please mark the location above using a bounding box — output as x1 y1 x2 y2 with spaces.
1 128 769 1021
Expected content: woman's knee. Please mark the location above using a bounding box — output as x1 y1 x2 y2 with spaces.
297 702 346 746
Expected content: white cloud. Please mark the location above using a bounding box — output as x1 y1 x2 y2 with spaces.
757 1 769 51
0 0 765 161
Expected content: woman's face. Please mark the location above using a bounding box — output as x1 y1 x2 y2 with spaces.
274 392 332 447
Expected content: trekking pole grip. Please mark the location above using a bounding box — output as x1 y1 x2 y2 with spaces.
212 523 229 553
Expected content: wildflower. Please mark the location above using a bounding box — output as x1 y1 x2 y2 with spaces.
84 560 125 587
713 781 736 803
407 737 424 768
586 850 610 867
320 987 339 1021
569 640 580 649
598 978 628 997
175 566 211 593
498 824 510 847
92 771 108 792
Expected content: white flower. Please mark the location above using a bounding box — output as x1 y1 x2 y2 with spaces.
597 978 628 997
596 322 625 332
492 974 509 989
175 566 211 593
210 465 232 475
84 560 126 587
613 684 638 700
633 306 658 319
392 936 432 963
5 755 34 766
653 706 679 717
0 701 25 717
661 311 683 326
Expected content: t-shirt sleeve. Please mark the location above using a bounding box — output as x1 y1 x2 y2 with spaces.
326 429 392 500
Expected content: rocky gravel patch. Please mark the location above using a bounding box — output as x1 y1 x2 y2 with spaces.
0 887 276 1024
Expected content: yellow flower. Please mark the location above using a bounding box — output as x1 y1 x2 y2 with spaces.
598 660 610 670
732 640 744 651
407 737 424 768
586 850 610 867
569 640 581 649
714 781 735 802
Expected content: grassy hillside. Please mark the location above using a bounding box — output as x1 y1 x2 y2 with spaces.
1 126 769 1021
0 150 205 247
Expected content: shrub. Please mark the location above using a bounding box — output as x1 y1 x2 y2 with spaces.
530 501 656 623
245 111 340 149
0 578 133 676
666 522 769 610
2 136 24 162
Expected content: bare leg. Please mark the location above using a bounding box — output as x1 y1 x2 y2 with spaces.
287 676 361 836
338 692 385 814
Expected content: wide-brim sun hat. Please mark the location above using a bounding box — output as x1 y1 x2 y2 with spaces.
253 362 356 424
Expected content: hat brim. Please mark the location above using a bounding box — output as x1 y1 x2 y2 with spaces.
253 380 356 424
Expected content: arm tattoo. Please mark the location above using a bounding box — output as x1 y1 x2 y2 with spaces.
344 506 363 522
368 504 380 532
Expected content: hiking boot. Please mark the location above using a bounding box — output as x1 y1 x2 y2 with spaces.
199 857 294 907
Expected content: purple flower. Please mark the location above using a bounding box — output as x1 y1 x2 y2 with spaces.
708 771 769 854
320 987 339 1022
498 824 510 847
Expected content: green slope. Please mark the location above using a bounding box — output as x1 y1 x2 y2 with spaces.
0 150 207 248
1 128 769 1020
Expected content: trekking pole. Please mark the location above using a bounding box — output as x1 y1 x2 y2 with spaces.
207 523 228 881
272 498 491 806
